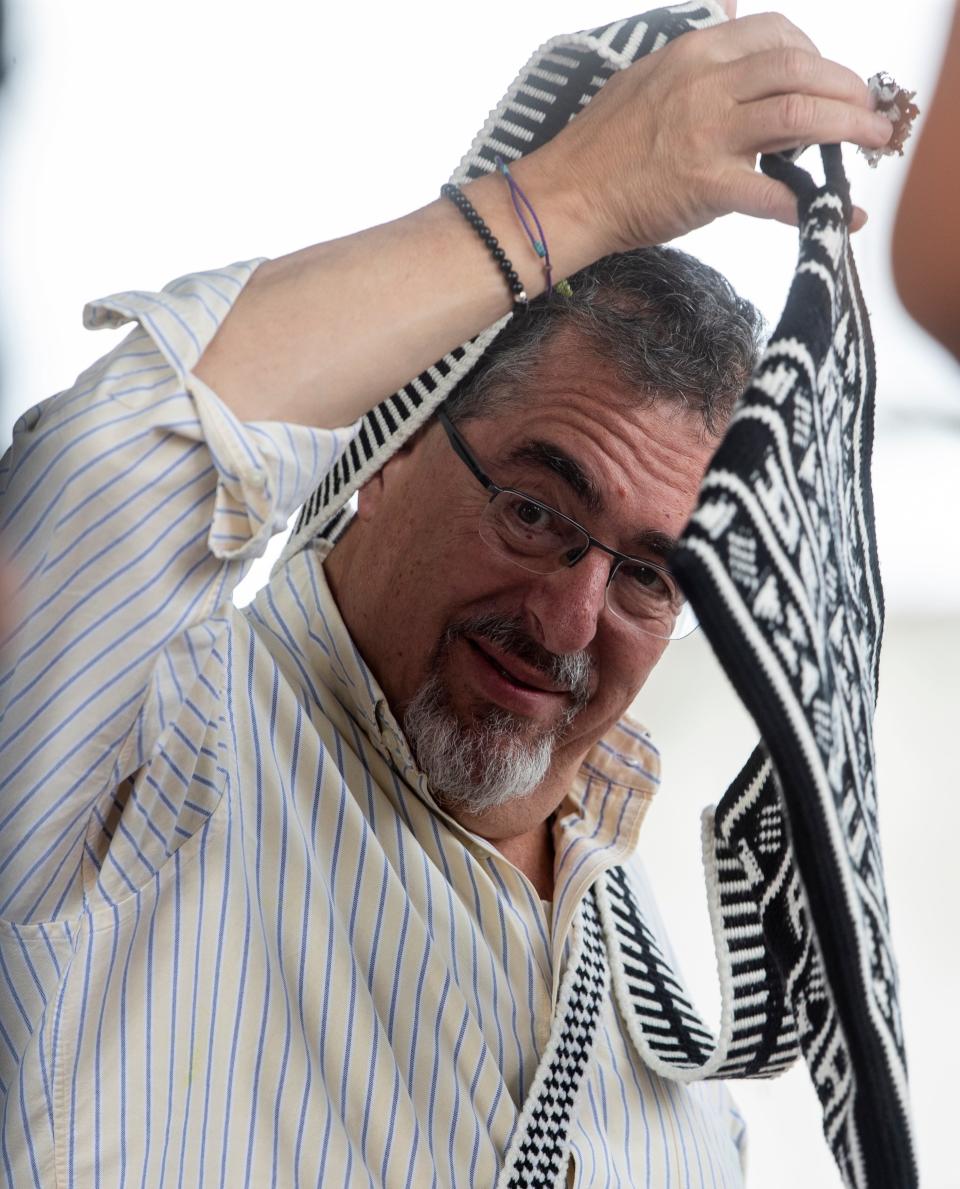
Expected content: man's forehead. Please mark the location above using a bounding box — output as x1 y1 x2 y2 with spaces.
503 439 605 516
478 384 711 483
480 426 686 561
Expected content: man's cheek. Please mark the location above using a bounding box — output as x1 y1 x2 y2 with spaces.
592 674 643 729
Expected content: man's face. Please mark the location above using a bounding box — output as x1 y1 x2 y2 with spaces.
330 336 720 840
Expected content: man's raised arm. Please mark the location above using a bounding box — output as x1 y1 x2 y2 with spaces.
194 12 891 430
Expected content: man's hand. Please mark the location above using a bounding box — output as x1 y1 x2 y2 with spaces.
529 13 893 257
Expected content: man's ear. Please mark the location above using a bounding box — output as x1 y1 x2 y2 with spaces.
355 425 430 522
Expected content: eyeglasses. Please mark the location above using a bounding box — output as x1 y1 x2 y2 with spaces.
436 409 698 641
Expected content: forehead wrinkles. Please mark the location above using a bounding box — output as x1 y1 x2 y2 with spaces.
470 334 717 511
502 399 708 499
503 439 605 515
502 343 697 464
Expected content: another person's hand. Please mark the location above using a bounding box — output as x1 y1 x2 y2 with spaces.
526 11 893 258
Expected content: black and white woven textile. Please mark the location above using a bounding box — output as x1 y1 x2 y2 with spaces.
496 891 609 1189
671 145 915 1187
277 5 916 1185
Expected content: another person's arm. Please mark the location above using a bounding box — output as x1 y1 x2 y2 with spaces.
892 1 960 360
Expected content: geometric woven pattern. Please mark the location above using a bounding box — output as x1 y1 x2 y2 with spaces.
599 855 800 1084
674 146 916 1187
496 890 609 1189
715 748 868 1181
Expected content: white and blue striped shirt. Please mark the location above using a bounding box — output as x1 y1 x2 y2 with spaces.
0 261 747 1187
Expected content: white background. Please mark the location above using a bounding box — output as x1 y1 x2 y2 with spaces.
3 1 959 1185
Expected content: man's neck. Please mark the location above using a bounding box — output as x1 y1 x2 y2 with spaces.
491 817 555 900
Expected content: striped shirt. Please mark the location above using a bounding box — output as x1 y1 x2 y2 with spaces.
0 261 747 1187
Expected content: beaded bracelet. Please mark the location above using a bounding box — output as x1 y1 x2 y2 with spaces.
440 183 528 309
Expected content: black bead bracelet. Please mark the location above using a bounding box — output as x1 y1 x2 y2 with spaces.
440 183 528 309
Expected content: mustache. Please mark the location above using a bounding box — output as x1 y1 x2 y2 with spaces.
441 611 594 709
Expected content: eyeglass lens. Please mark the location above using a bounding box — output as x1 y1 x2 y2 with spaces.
478 490 695 640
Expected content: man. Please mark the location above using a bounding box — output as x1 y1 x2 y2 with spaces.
0 10 891 1186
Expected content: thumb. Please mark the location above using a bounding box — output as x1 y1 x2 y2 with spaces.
736 173 868 232
728 172 801 227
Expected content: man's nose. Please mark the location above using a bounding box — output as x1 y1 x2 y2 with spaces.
521 550 611 655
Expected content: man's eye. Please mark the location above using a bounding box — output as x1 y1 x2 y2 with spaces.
622 562 674 599
513 500 549 529
495 495 570 553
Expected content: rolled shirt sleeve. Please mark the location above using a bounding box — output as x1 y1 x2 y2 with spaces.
0 260 358 923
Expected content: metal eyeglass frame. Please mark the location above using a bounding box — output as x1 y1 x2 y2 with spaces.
435 407 695 639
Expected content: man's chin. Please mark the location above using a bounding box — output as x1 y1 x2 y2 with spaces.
457 699 547 742
403 672 556 815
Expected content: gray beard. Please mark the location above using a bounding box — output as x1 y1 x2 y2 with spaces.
402 613 592 816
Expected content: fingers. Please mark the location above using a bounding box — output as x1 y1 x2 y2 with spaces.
719 169 870 232
720 169 802 226
723 49 872 109
541 7 881 252
732 94 894 155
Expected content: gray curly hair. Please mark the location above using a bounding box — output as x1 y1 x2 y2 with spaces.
443 246 765 437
